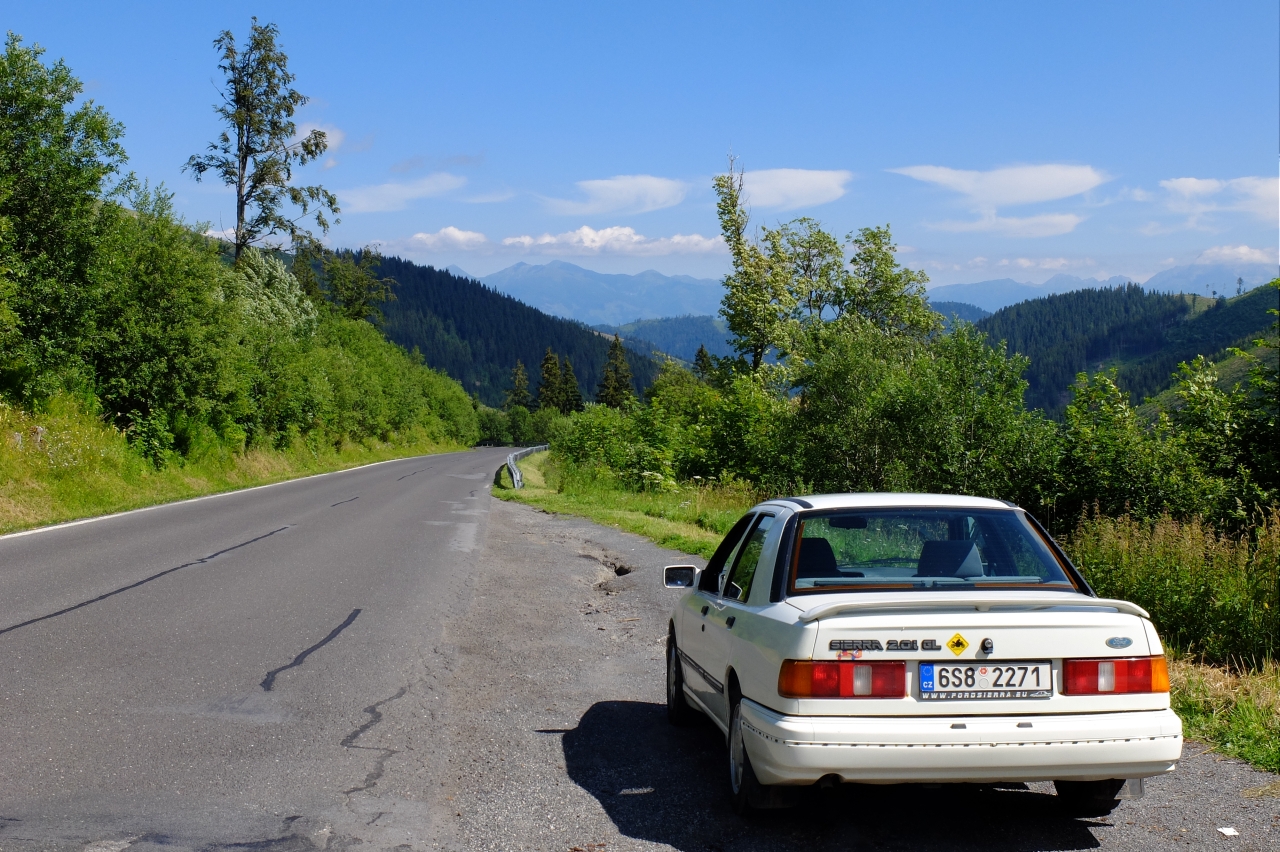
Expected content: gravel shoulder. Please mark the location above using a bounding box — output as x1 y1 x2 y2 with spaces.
431 498 1280 852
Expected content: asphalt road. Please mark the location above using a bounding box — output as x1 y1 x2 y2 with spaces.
2 456 1277 852
0 448 512 851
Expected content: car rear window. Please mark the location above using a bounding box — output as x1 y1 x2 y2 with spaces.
786 508 1078 595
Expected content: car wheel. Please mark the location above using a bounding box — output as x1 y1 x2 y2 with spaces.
666 636 697 726
728 700 768 814
1054 779 1126 816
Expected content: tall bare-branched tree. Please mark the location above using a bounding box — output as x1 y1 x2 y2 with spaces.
184 19 337 261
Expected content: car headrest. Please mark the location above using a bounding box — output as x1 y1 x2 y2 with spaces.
916 540 984 578
796 537 840 578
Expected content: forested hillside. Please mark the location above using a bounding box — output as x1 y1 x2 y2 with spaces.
976 284 1274 415
378 258 660 406
592 315 734 362
928 300 990 323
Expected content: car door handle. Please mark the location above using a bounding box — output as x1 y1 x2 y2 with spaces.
700 606 709 616
725 616 736 628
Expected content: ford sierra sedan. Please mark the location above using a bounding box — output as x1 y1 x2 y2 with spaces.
664 494 1182 815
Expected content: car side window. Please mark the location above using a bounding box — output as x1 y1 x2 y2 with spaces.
723 514 774 602
698 513 755 593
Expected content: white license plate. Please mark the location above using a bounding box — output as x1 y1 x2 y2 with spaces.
919 661 1053 700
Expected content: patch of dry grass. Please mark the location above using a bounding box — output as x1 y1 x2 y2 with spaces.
1170 656 1280 773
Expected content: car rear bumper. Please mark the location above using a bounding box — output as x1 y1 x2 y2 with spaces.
740 699 1183 786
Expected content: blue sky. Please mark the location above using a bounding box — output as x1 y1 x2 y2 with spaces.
11 1 1278 285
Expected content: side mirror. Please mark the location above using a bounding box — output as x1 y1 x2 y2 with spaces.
664 565 698 588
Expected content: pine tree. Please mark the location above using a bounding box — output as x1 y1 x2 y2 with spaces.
693 344 714 381
537 347 563 412
505 360 531 411
560 357 584 412
596 335 635 408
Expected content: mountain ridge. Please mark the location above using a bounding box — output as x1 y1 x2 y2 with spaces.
928 263 1274 313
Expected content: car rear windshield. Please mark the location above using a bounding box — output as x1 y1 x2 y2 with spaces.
786 508 1078 595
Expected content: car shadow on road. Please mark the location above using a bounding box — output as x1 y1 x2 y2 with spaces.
562 701 1112 852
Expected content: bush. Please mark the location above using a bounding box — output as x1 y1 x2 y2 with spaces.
1066 509 1280 664
476 407 510 445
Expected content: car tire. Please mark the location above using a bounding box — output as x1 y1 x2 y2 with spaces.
728 700 770 814
1054 779 1126 816
666 636 698 726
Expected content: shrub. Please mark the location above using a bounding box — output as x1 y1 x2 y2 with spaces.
1066 509 1280 664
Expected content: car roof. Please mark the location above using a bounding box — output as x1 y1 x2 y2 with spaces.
756 493 1016 512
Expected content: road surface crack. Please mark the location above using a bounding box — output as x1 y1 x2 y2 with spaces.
341 685 409 794
0 526 292 638
261 608 362 691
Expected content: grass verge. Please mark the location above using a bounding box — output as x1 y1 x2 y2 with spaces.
1171 657 1280 776
499 451 1280 780
0 397 465 535
493 451 750 557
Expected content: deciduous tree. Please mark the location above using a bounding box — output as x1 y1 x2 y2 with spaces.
184 19 337 261
715 160 791 371
322 246 395 324
0 33 125 401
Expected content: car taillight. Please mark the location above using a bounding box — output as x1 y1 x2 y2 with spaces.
1062 656 1169 694
778 660 906 698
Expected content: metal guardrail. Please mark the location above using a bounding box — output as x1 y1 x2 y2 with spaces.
506 445 549 489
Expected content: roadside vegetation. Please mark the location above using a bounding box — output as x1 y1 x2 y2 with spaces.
0 31 478 532
500 159 1280 772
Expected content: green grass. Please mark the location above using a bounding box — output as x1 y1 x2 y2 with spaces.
494 451 753 557
1171 657 1280 774
0 396 466 535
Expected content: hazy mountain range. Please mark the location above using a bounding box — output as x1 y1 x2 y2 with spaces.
452 260 721 326
927 263 1274 314
447 260 1275 325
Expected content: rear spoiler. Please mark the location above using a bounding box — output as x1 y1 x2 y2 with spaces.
797 596 1151 623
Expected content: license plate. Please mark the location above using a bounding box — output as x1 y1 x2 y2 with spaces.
919 661 1053 700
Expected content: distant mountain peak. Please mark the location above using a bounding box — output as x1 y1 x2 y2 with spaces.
479 262 722 325
928 262 1273 313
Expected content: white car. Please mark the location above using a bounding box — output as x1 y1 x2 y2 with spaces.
664 494 1182 815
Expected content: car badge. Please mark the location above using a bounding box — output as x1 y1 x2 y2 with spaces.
1106 636 1133 649
947 633 969 656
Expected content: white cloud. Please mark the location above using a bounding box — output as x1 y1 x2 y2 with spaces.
930 211 1084 237
405 226 489 252
501 225 724 256
295 122 345 151
1160 176 1278 224
891 164 1108 207
1193 244 1276 265
337 173 467 213
545 175 688 215
741 168 853 209
996 257 1092 270
203 227 236 241
1161 177 1223 198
